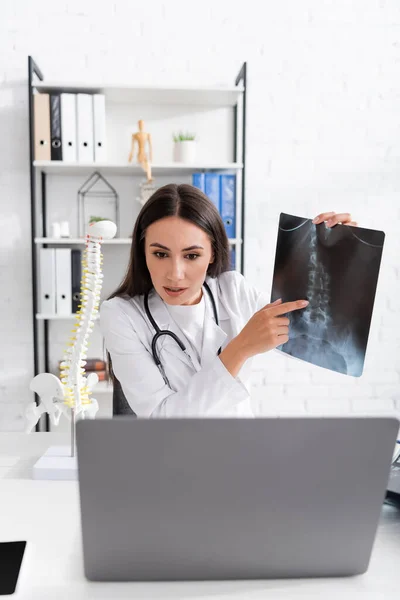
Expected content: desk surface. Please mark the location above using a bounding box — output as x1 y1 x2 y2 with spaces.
1 433 399 600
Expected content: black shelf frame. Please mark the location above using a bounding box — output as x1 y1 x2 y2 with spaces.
28 56 247 432
234 61 247 276
28 56 49 432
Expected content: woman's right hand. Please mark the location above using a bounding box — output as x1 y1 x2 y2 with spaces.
237 298 309 359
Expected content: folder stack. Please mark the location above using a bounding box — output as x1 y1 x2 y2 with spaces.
84 358 109 382
192 172 237 239
39 248 82 316
34 92 107 163
58 358 109 383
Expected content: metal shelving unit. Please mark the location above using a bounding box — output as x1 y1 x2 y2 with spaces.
28 55 247 431
33 161 243 175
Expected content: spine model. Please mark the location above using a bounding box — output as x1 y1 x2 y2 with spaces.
59 234 104 412
26 220 117 435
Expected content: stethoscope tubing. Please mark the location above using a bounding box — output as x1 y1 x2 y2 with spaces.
144 281 220 386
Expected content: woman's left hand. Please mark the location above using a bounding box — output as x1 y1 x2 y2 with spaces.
312 212 358 228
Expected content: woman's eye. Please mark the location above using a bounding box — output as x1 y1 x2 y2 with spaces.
152 252 200 260
185 254 200 260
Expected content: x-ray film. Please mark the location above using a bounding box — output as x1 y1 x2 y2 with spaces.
271 213 385 377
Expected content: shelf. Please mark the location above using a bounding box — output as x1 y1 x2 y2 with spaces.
35 237 242 245
29 58 246 434
32 82 243 107
34 237 132 245
36 313 100 320
33 161 243 176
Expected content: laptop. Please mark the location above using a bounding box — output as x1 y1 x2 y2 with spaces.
76 416 398 581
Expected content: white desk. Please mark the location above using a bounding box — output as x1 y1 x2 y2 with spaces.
1 433 399 599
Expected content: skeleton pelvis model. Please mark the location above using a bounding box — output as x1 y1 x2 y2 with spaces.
26 220 117 433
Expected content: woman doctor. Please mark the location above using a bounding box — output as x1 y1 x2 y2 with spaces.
100 183 357 418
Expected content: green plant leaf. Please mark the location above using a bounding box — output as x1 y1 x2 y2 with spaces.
89 216 108 223
172 130 196 142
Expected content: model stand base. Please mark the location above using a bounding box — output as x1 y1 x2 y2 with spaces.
32 446 78 481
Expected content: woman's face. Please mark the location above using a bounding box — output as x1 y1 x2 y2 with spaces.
145 216 214 305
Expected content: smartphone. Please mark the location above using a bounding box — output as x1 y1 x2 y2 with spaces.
0 541 26 595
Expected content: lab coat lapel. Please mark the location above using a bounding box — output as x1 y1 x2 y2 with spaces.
200 278 228 366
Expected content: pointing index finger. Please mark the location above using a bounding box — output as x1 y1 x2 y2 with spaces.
266 299 309 316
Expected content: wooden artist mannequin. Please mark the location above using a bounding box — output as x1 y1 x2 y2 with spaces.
128 119 153 181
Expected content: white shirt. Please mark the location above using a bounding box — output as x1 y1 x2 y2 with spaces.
100 271 269 418
166 294 206 364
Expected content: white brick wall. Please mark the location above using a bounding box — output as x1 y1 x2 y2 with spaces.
1 0 400 430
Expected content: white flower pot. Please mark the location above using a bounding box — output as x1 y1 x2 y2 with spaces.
173 140 196 163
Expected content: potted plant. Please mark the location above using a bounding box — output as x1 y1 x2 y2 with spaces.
173 131 197 163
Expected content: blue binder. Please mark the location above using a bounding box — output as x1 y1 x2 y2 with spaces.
220 174 236 238
192 172 205 192
204 173 220 211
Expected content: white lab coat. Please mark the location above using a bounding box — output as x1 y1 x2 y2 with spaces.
100 270 269 418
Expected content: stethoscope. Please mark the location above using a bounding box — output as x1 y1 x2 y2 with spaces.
144 281 220 388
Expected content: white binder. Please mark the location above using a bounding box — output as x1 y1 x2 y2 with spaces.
55 248 72 315
39 248 56 314
93 94 107 162
76 93 94 162
60 93 77 162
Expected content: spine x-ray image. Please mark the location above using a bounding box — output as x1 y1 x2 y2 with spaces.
271 213 385 377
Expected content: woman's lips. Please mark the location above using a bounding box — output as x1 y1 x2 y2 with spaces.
163 287 187 297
